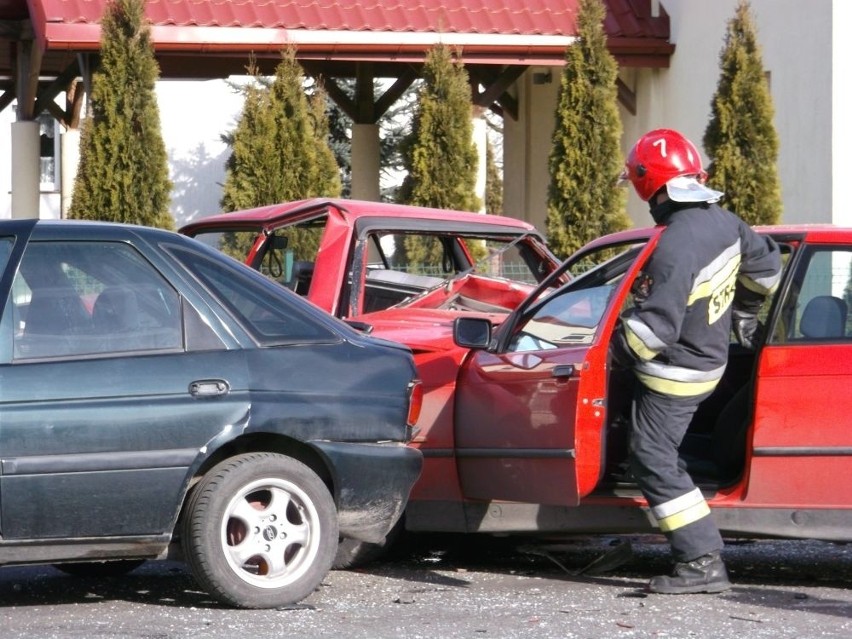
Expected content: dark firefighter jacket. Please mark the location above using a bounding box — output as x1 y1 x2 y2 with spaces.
613 200 782 397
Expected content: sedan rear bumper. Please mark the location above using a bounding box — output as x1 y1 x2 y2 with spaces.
312 441 423 543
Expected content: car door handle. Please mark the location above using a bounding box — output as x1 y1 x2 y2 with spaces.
552 364 575 378
189 379 230 397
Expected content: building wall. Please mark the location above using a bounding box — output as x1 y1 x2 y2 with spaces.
505 0 836 233
834 0 851 227
503 68 560 230
0 79 243 225
625 0 833 226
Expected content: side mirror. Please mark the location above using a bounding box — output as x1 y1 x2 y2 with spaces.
453 317 492 349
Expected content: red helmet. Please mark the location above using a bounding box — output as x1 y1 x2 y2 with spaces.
622 129 706 201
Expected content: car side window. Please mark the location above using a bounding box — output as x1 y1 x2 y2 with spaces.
509 285 615 352
11 241 183 360
772 246 852 343
170 247 336 344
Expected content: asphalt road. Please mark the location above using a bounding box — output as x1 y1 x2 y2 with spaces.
1 534 850 639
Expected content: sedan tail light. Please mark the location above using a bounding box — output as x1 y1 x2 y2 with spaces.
406 380 424 432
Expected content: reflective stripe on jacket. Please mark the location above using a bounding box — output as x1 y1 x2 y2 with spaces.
620 203 781 397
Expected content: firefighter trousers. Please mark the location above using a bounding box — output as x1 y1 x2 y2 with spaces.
630 385 724 562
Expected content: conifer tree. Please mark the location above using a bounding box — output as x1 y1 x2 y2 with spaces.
703 0 781 225
397 45 481 268
220 49 341 212
69 0 173 228
380 83 420 202
397 45 480 212
309 87 345 199
546 0 629 258
219 70 276 213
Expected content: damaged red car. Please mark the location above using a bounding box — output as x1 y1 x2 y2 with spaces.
183 201 852 558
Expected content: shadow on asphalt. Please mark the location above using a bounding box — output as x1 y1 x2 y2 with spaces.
0 534 849 613
362 532 852 608
0 561 219 609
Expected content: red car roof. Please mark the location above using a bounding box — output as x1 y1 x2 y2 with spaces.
180 198 541 233
580 223 852 251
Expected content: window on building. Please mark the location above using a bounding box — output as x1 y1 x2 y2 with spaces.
38 113 60 192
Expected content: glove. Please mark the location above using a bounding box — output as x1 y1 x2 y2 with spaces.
732 310 760 350
732 282 767 350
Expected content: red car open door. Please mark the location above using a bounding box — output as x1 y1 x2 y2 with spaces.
453 234 660 506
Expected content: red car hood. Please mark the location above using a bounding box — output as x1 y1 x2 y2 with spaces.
356 307 507 354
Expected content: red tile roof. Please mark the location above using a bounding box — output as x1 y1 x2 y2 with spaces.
2 0 671 79
34 0 669 60
39 0 579 33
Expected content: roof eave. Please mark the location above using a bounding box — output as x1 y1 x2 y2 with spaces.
42 24 575 50
40 24 670 67
609 37 675 68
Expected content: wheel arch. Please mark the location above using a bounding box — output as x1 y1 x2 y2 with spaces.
174 433 336 538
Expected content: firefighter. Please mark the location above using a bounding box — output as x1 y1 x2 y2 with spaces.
613 128 782 594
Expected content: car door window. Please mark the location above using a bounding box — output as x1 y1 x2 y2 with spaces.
509 284 615 351
11 241 183 360
505 243 642 353
170 247 336 344
772 246 852 342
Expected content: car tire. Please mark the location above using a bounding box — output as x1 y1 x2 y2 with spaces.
52 559 146 578
182 452 338 609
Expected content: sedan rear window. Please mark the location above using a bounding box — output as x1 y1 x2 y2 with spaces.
171 247 335 344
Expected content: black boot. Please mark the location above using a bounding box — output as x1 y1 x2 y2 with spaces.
648 551 731 594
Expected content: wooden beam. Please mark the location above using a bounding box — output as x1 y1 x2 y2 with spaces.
312 64 419 124
33 59 82 126
617 77 636 115
15 36 44 120
494 93 518 120
66 78 85 129
0 19 26 38
317 76 357 120
43 99 66 124
468 65 525 121
0 82 14 114
354 62 376 122
374 67 418 120
471 65 527 109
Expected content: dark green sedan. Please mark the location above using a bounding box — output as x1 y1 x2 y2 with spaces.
0 219 422 608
